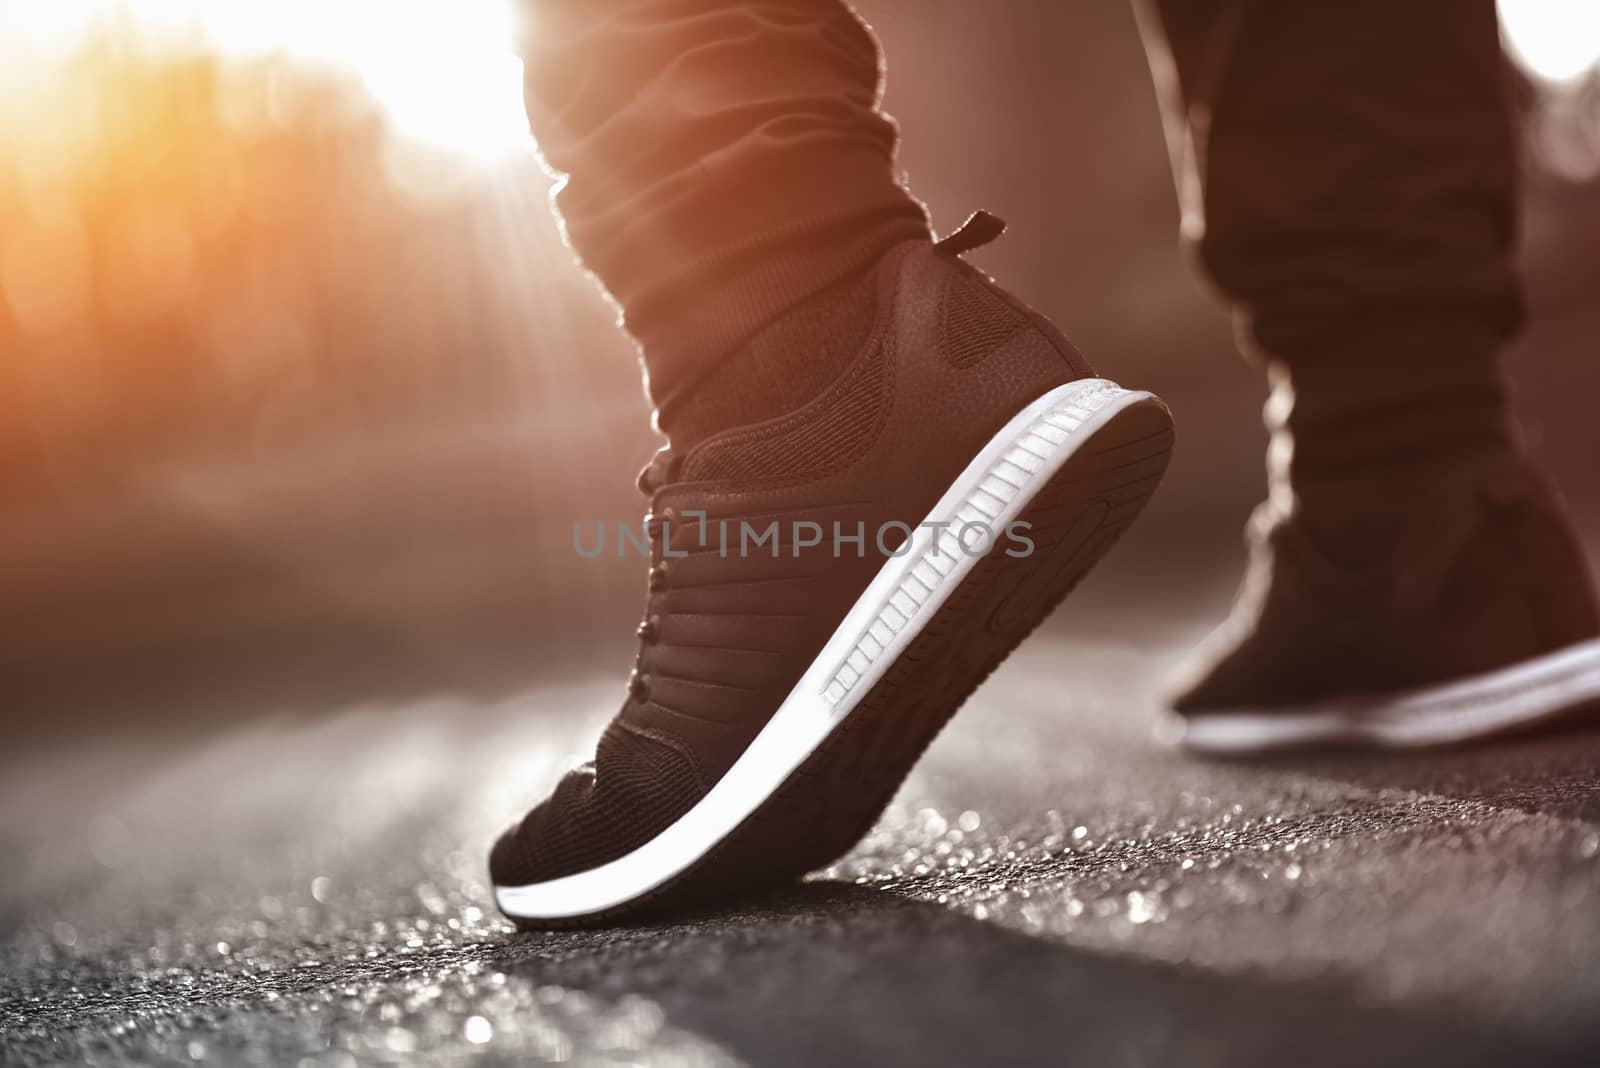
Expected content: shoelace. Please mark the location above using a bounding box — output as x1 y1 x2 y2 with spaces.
628 446 683 702
622 209 1006 703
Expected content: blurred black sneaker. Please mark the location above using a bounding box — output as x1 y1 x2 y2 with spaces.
1168 454 1600 753
490 216 1174 927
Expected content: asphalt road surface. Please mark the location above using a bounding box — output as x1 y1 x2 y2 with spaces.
5 621 1600 1067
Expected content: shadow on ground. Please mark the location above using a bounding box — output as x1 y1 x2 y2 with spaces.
503 882 1592 1068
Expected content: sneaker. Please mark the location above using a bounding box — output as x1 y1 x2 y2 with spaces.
490 215 1175 926
1167 454 1600 753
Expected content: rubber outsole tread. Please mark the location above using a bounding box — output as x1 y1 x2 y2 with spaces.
511 399 1174 930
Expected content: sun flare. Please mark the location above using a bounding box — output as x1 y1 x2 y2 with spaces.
1498 0 1600 85
0 0 530 159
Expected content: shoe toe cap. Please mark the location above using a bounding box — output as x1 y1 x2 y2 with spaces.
488 815 541 889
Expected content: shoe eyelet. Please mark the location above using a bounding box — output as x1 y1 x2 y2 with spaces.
628 669 652 700
645 506 677 538
637 614 662 643
648 562 670 590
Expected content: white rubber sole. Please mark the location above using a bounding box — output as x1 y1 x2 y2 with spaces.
1173 636 1600 755
494 378 1157 922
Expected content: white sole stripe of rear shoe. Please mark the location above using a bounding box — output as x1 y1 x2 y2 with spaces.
1174 635 1600 755
494 378 1157 922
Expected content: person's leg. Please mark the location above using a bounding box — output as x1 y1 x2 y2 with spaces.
1136 0 1600 750
517 0 928 438
1140 0 1522 509
489 0 1173 925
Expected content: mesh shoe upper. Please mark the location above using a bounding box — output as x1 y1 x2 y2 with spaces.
491 234 1096 889
1171 454 1600 713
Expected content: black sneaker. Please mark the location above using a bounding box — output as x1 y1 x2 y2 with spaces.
490 217 1175 926
1168 455 1600 753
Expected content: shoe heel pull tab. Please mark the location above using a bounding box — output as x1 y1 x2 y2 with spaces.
935 210 1006 257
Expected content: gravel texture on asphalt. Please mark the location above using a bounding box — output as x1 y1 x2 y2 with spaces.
5 634 1600 1067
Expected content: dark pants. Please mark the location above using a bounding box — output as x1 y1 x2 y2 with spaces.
518 0 1522 412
